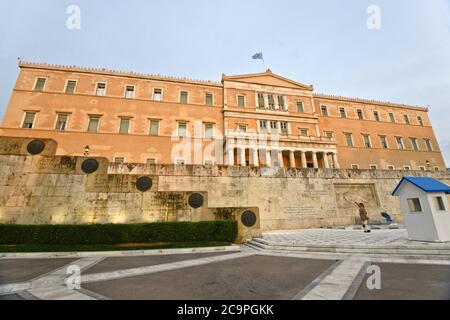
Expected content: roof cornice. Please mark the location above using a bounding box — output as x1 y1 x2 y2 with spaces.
18 61 222 87
314 93 428 112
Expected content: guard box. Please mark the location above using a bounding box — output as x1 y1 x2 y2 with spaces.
392 176 450 242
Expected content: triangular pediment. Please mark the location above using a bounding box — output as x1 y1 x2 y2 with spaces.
222 70 313 91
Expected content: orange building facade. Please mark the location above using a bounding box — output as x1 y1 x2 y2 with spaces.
0 61 446 171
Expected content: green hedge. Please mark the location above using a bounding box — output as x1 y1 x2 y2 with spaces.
0 221 237 245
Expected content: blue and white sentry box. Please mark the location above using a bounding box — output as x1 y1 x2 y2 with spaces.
392 177 450 242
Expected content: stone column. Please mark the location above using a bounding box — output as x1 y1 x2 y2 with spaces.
332 153 340 169
301 151 307 168
263 94 269 109
289 150 296 168
277 150 284 167
239 147 246 166
265 149 272 167
323 152 330 168
227 144 234 166
312 151 319 168
251 148 259 167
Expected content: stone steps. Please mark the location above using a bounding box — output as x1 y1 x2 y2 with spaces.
248 238 450 260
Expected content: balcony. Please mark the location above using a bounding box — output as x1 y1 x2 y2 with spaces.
226 130 336 145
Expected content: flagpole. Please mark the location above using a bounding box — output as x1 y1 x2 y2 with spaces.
262 51 265 71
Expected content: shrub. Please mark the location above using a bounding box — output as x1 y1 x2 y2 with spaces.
0 221 237 245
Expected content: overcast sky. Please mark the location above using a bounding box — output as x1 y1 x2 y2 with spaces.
0 0 449 166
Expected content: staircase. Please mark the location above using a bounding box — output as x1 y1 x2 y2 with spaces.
247 237 450 261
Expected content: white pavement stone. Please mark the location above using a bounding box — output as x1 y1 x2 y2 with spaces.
300 259 367 300
0 245 241 260
82 251 255 284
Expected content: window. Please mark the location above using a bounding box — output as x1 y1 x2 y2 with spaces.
325 131 333 138
237 95 245 107
119 118 131 134
417 116 424 126
204 123 214 139
176 158 186 165
153 88 162 101
204 160 214 166
180 91 188 104
22 112 36 129
96 83 106 96
296 101 304 113
434 166 440 172
407 198 423 213
55 114 68 131
410 138 419 151
434 197 446 211
387 165 395 171
278 96 285 109
125 86 135 99
259 120 267 131
357 109 364 120
339 107 347 118
403 165 411 171
205 93 213 106
65 80 77 94
269 121 278 131
257 93 265 108
424 139 433 151
300 129 308 137
87 116 100 133
403 114 410 124
418 166 426 171
178 122 187 137
238 125 247 133
114 157 125 164
268 95 275 110
344 133 354 147
389 112 396 123
351 164 360 170
34 78 46 91
149 120 159 136
280 122 288 133
146 158 157 165
321 105 328 116
380 136 389 149
373 111 380 122
363 134 372 148
396 137 405 150
369 165 378 170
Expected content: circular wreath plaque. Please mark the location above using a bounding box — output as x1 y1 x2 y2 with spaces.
136 176 153 192
188 193 204 209
241 210 257 228
81 158 99 174
26 140 45 155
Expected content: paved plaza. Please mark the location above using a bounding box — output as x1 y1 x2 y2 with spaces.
263 227 429 246
1 229 450 300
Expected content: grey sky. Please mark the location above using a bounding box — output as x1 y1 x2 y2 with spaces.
0 0 448 166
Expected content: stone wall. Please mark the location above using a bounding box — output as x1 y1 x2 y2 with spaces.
1 136 449 242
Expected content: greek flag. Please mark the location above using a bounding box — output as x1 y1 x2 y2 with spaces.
252 53 263 60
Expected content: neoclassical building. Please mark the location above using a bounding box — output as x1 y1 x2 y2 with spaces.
0 61 446 171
